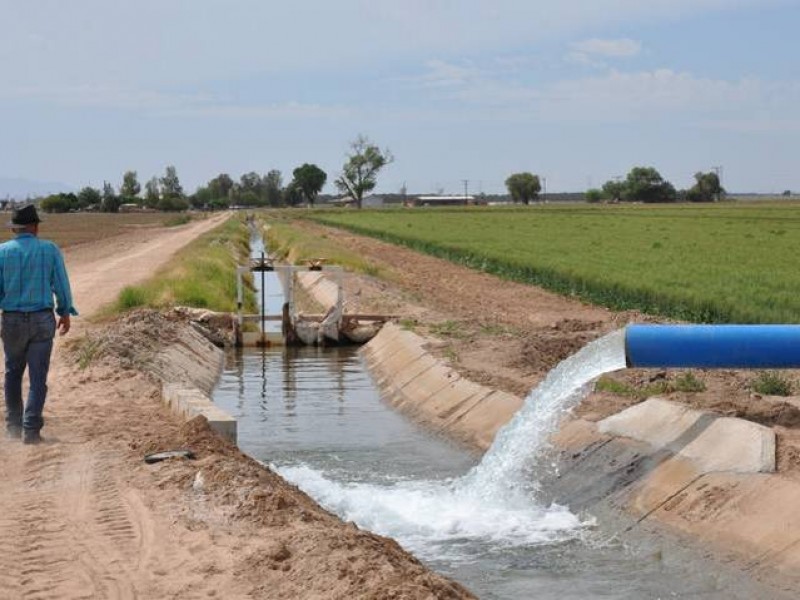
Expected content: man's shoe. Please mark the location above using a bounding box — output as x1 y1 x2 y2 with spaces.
22 430 42 445
5 426 22 440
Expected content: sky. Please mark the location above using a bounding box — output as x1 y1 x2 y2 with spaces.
1 0 799 196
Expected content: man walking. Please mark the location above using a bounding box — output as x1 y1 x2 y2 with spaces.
0 205 77 444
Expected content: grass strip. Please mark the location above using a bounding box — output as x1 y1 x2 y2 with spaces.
107 215 256 315
262 213 384 277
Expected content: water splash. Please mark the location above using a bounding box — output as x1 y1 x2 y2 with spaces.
458 329 627 501
276 329 627 559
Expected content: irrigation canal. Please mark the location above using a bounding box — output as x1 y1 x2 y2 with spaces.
211 236 775 599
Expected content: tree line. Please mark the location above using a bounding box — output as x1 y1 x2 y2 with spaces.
39 135 394 213
39 163 326 213
504 166 724 205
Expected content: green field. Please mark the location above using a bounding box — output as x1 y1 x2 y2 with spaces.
306 203 800 324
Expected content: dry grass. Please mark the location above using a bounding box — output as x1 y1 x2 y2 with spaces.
0 212 194 248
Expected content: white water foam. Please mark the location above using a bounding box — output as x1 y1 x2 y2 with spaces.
276 330 627 560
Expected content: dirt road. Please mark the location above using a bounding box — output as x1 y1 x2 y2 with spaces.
0 216 470 599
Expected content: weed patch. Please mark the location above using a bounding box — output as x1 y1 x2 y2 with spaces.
107 216 256 315
751 371 793 396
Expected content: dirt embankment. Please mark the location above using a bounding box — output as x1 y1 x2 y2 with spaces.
0 218 473 599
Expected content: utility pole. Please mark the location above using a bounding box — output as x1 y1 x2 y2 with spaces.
462 179 469 202
541 176 547 203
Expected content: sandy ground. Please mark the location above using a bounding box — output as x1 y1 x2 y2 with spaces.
0 216 472 599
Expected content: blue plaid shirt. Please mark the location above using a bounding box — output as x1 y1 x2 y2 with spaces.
0 233 78 316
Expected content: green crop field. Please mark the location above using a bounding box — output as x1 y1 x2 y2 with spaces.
306 202 800 324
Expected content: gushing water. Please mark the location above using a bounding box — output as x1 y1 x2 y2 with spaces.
458 329 628 501
276 330 628 559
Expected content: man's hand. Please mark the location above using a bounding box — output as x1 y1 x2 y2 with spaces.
57 315 71 336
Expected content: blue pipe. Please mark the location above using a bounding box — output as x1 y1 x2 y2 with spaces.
625 324 800 369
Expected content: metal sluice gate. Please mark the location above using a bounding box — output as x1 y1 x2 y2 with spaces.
235 254 390 347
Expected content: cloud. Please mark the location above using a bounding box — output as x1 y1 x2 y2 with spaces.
0 0 772 90
161 102 351 120
406 61 800 132
5 84 211 111
417 60 479 88
538 69 788 121
572 38 642 58
2 84 348 120
566 38 641 67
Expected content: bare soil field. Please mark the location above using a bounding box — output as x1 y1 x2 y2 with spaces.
0 211 191 249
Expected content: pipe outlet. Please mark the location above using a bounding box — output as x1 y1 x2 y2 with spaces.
625 324 800 369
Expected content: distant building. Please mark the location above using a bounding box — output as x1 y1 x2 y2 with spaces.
412 195 476 207
328 195 390 208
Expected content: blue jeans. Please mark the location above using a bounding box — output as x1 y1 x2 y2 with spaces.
2 310 56 432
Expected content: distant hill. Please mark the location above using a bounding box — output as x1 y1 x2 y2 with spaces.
0 177 73 200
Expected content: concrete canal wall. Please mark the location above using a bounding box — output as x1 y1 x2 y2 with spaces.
154 322 237 443
361 323 800 588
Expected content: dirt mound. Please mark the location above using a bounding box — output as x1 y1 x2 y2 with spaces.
513 329 598 372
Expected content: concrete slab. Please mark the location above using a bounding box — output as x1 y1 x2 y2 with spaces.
371 342 428 389
550 418 610 452
599 397 704 448
390 354 440 395
394 362 459 410
362 323 403 358
161 383 238 444
681 416 775 473
626 455 702 519
429 378 492 422
598 397 775 474
456 390 523 450
651 472 800 576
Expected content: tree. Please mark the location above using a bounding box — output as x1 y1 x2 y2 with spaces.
335 135 393 209
292 163 327 207
263 170 283 207
585 188 603 203
120 170 141 201
77 186 102 209
685 171 724 202
239 172 263 200
101 181 121 213
207 173 234 202
40 193 78 213
160 165 184 200
283 182 303 207
505 172 541 205
190 186 213 209
157 195 189 212
623 166 676 203
144 177 160 208
601 180 625 202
